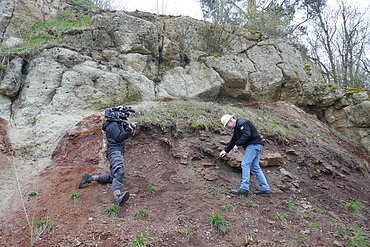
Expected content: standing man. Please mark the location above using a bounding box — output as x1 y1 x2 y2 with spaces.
219 114 271 196
78 107 136 206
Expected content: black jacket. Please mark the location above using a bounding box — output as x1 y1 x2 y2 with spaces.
102 121 132 155
224 119 263 153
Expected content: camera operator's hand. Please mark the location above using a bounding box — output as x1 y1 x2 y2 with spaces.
129 122 137 130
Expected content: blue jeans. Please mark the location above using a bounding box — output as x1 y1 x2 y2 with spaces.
240 144 270 191
97 151 124 192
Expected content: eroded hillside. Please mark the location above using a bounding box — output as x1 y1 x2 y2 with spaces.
0 101 368 246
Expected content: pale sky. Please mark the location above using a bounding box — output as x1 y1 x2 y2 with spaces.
113 0 203 19
112 0 369 21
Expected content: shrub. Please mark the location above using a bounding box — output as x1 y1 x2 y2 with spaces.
347 225 369 247
347 199 363 214
209 212 230 233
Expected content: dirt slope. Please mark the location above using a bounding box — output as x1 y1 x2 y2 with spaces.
0 102 369 247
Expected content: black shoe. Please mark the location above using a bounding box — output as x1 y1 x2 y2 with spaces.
77 173 92 189
230 188 249 196
114 191 130 206
254 190 271 195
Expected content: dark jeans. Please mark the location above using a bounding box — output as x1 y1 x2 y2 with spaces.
97 151 124 192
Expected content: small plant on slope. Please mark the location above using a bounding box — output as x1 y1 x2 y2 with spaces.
209 212 230 233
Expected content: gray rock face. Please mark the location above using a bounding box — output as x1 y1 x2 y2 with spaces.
0 57 24 97
0 5 368 159
0 0 63 41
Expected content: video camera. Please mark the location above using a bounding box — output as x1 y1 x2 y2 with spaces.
110 106 135 120
104 106 137 129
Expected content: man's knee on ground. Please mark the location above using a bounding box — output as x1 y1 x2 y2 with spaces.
114 168 124 181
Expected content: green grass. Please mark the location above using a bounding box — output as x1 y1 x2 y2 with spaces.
287 198 299 209
147 183 156 193
308 222 320 230
306 194 316 202
133 101 293 140
295 210 309 219
209 212 230 233
33 218 55 230
298 234 308 241
106 204 120 217
221 203 233 212
69 192 81 200
129 232 148 247
347 225 370 247
134 101 224 131
315 207 326 214
185 225 191 241
255 112 290 136
0 63 6 75
338 227 347 238
347 199 363 214
0 14 90 56
274 212 289 221
211 187 227 199
134 208 148 219
28 190 38 197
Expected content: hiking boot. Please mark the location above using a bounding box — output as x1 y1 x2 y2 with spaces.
254 190 271 196
114 191 130 206
230 188 249 196
77 173 92 189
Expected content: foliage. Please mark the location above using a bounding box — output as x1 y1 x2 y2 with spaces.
274 212 289 221
287 198 299 209
347 199 363 215
199 0 324 37
185 225 191 241
134 208 149 219
133 101 292 139
147 183 156 193
28 191 38 197
198 24 237 56
209 212 230 233
69 192 81 200
345 87 369 96
106 204 120 217
295 210 309 219
308 222 320 230
221 203 233 212
347 225 370 247
134 101 225 131
33 218 55 230
129 232 148 247
0 14 90 56
0 63 6 76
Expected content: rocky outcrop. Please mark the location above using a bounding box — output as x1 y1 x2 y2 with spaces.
0 0 64 42
0 4 369 163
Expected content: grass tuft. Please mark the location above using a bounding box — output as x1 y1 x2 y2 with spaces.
347 199 363 214
106 204 120 217
134 208 148 219
209 212 230 233
129 232 148 247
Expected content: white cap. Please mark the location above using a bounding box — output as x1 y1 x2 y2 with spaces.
221 114 233 127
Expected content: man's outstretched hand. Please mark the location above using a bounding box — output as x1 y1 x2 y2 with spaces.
219 150 227 158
